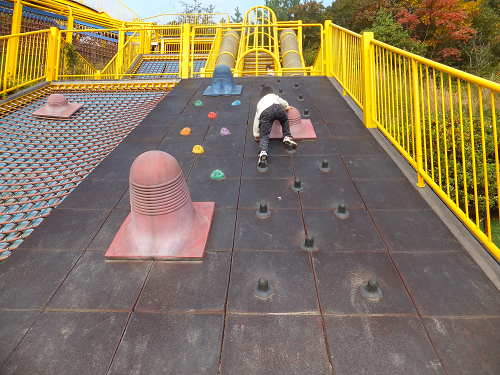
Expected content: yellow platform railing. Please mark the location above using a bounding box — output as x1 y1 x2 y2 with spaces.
325 23 500 261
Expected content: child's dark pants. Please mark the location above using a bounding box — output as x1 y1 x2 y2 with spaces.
259 104 291 152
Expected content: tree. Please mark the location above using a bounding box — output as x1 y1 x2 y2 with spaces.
396 0 478 64
265 0 301 21
364 11 427 55
232 7 243 23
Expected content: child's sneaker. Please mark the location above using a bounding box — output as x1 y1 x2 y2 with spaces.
258 150 268 166
283 136 297 148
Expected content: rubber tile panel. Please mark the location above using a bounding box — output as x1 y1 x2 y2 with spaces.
199 139 245 157
343 155 406 179
370 209 464 252
326 122 372 138
293 138 338 156
109 313 223 375
354 179 431 210
157 139 202 159
219 94 251 105
205 124 248 139
292 155 349 180
244 137 294 157
325 315 445 375
238 178 301 209
234 208 305 250
307 121 329 138
303 209 386 251
1 311 129 375
241 154 295 179
391 252 500 316
174 111 212 126
17 208 110 251
299 179 365 210
189 156 243 180
56 179 129 210
0 251 80 309
136 252 231 312
227 251 318 313
0 310 39 368
313 252 415 314
423 317 500 375
87 208 130 251
210 112 249 126
140 111 179 126
220 315 331 375
106 139 162 159
164 123 210 141
215 101 250 113
205 208 236 252
315 101 352 114
184 102 219 113
334 138 387 156
47 251 151 311
124 125 170 140
187 178 240 208
86 156 135 181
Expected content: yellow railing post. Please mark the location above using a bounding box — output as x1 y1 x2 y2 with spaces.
361 32 375 128
180 23 191 79
297 20 303 55
66 10 74 44
46 27 61 81
5 0 23 87
341 30 346 95
116 28 125 78
324 20 331 76
411 58 425 187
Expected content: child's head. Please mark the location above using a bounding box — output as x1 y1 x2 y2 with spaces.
266 64 272 71
260 86 274 100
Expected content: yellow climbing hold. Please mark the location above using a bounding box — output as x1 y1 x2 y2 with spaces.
192 145 204 154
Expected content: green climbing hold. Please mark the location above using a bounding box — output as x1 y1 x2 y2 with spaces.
195 100 203 106
210 169 226 180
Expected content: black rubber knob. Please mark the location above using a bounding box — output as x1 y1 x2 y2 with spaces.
291 179 303 191
301 234 317 251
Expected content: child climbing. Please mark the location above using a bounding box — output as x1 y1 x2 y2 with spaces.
266 64 275 76
253 86 297 166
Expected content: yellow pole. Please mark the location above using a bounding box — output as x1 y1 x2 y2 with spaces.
341 31 346 95
411 58 425 187
324 20 331 76
361 32 375 128
46 27 60 81
116 29 125 79
297 20 302 55
180 23 191 79
66 10 74 44
5 0 23 85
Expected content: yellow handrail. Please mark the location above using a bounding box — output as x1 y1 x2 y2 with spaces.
323 21 500 261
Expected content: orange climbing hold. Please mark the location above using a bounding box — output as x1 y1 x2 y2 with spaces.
180 127 191 135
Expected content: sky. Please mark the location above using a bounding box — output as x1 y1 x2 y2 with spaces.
119 0 261 19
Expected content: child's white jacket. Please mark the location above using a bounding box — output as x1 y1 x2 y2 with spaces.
253 94 291 137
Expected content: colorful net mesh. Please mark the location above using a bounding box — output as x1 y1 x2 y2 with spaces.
0 87 167 250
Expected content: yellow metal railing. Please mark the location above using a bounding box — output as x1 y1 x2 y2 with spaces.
327 23 363 108
1 29 50 97
324 22 500 261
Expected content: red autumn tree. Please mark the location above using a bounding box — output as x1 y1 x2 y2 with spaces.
396 0 478 63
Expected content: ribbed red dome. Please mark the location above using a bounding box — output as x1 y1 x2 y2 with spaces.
287 106 302 127
129 151 182 186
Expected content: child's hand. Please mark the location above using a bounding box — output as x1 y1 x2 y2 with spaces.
255 137 259 142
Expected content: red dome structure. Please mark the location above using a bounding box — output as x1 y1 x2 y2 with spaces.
105 151 215 260
270 106 316 140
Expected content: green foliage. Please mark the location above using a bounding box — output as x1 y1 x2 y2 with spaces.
364 11 427 56
232 7 243 23
265 0 301 21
